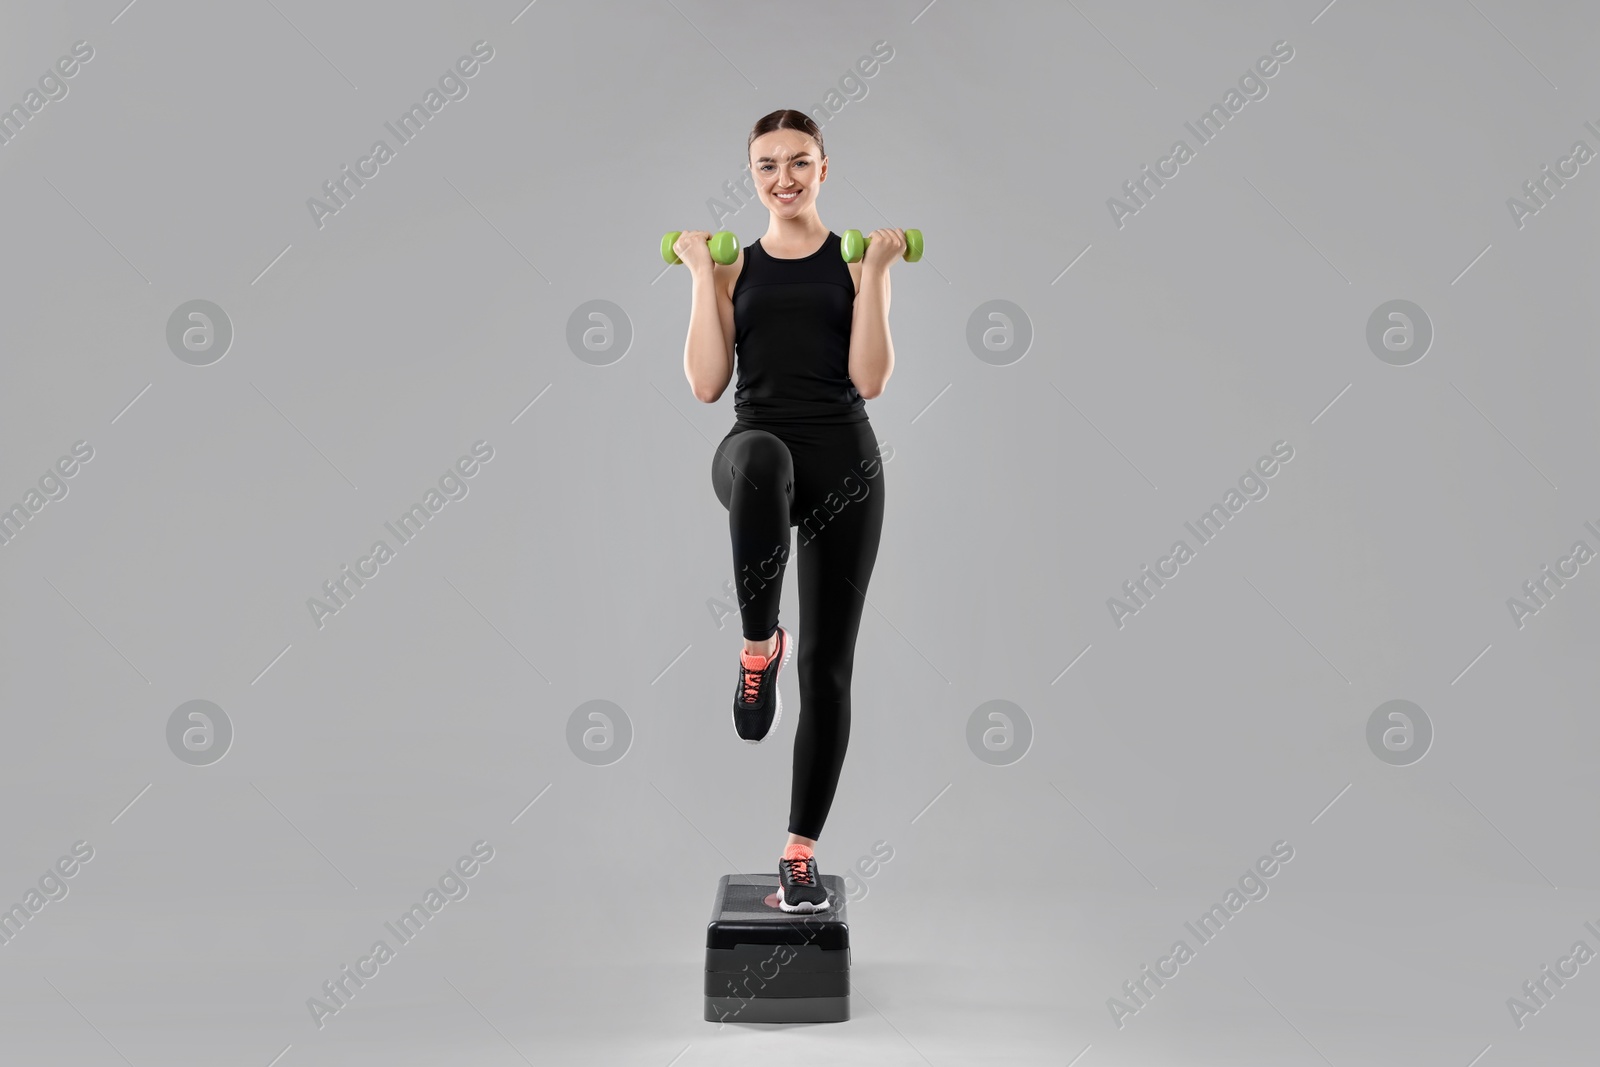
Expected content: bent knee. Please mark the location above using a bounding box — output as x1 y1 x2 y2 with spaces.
729 430 793 480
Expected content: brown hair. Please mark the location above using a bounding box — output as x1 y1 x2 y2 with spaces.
747 109 824 165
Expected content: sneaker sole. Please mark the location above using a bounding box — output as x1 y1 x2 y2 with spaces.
734 627 793 745
776 886 831 913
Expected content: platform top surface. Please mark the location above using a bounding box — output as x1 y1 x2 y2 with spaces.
709 873 849 928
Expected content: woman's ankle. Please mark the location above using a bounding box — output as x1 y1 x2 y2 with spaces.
784 833 816 854
743 633 778 657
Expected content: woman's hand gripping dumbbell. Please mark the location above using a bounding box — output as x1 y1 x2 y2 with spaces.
840 228 923 265
661 230 739 268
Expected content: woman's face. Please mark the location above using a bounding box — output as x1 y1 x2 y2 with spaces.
749 129 825 219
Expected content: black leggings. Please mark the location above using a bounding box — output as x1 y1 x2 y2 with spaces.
711 419 886 841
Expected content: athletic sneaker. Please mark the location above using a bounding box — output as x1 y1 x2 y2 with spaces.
733 625 792 744
777 842 830 913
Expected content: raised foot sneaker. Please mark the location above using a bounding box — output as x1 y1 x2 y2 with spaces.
777 842 830 913
733 625 792 744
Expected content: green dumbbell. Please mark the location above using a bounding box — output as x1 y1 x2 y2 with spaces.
840 228 923 264
661 230 739 266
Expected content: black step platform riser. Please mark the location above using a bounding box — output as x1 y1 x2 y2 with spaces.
705 945 850 973
705 874 851 1024
704 995 850 1024
705 970 850 998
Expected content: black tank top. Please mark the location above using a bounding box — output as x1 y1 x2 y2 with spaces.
730 231 869 425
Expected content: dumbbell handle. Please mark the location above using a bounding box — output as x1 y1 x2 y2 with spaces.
661 230 739 266
840 228 923 264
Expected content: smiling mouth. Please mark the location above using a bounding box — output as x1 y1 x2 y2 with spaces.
775 190 801 201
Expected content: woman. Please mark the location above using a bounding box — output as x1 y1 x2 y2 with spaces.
677 109 904 913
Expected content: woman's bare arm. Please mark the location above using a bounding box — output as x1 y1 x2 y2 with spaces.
848 229 901 399
678 231 740 403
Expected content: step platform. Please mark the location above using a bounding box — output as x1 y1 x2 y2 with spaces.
704 873 850 1023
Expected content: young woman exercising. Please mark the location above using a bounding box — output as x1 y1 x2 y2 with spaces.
676 109 904 913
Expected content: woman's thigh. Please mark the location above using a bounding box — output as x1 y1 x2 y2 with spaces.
784 421 886 545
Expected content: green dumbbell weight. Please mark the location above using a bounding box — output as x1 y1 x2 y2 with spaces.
840 228 922 264
661 230 739 266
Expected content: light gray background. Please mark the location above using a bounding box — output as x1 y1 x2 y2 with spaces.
1 0 1597 1064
